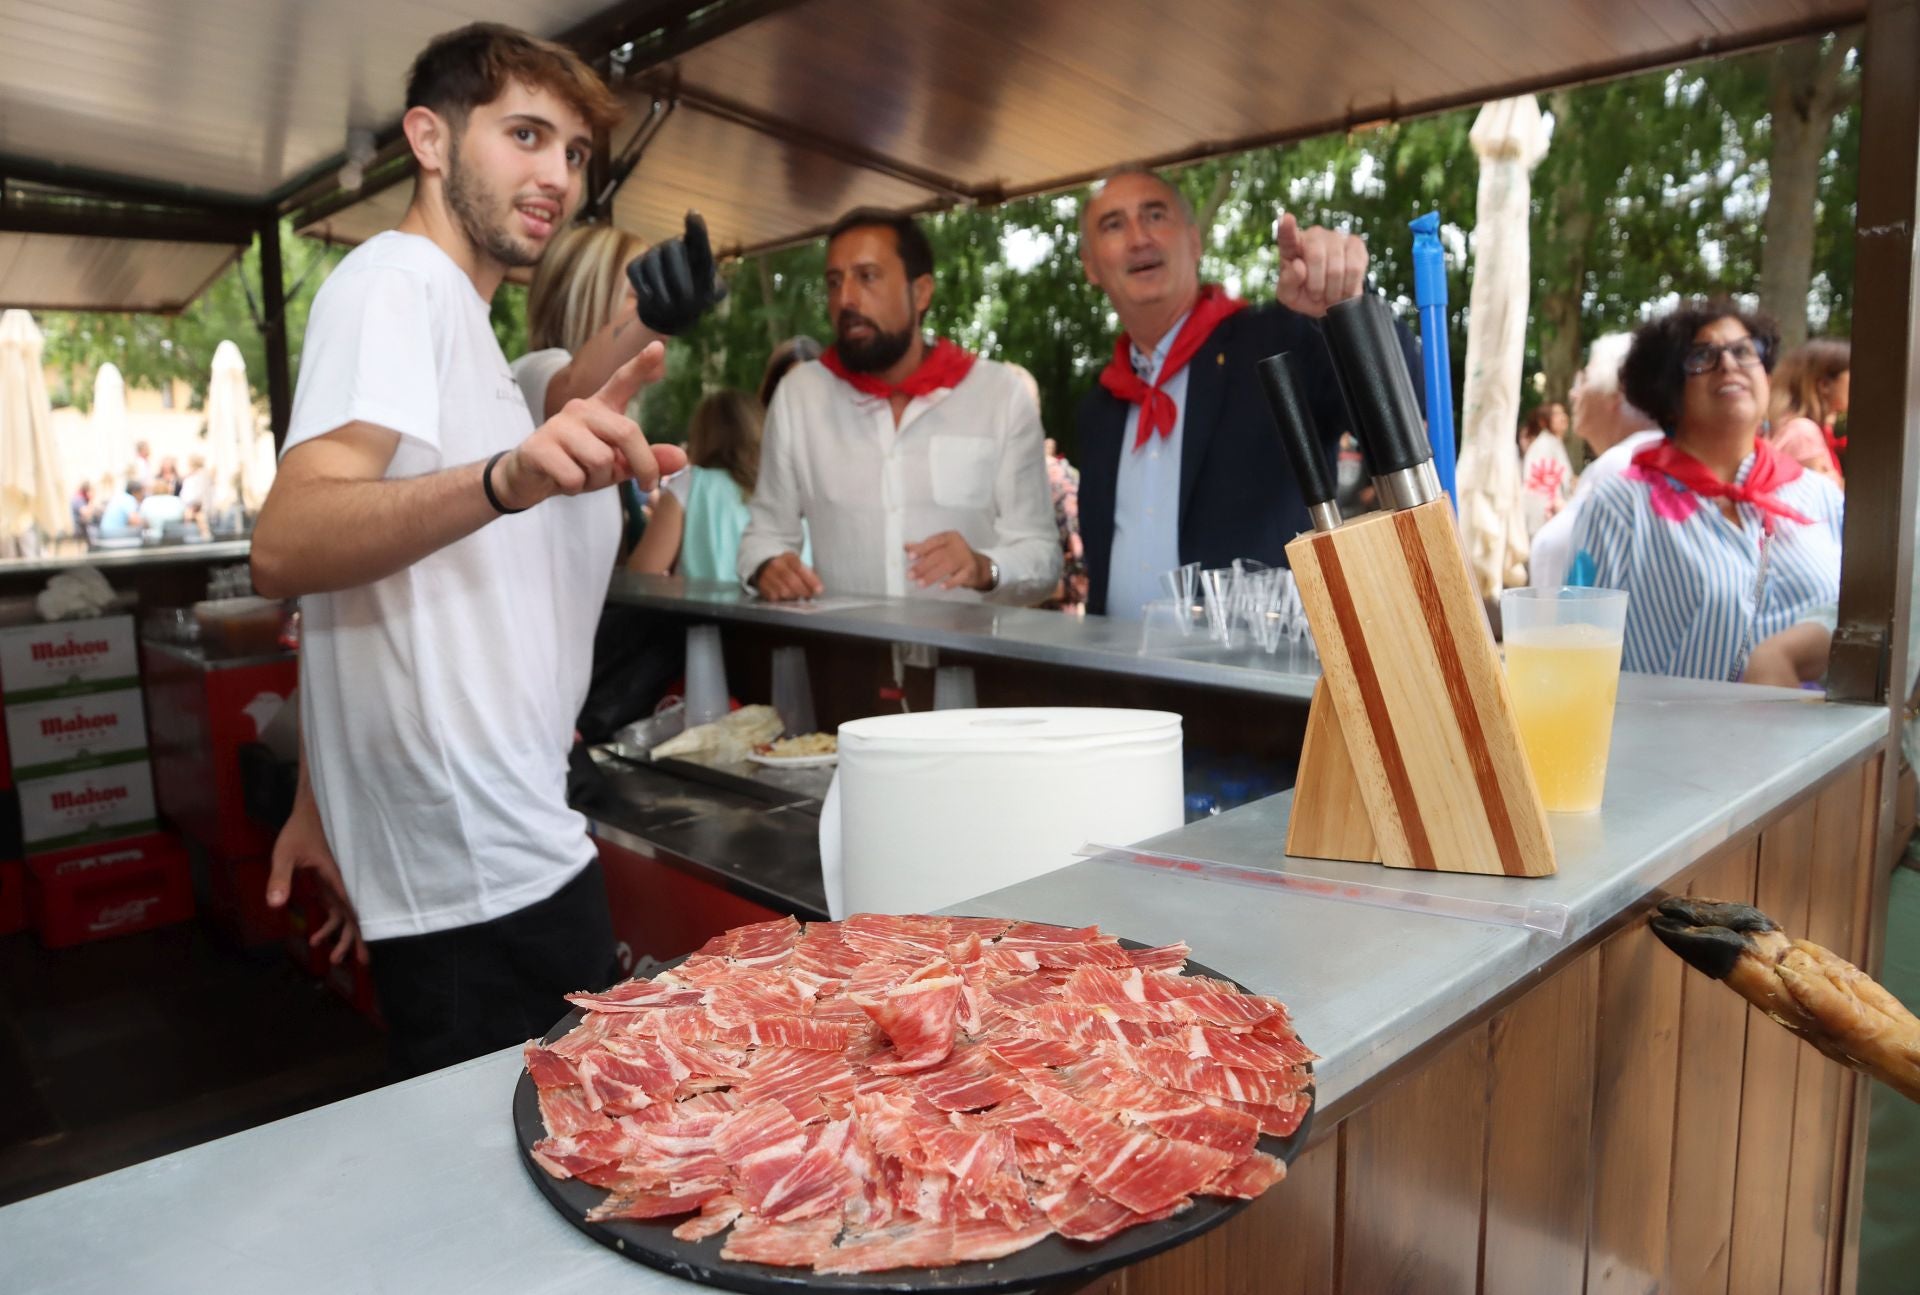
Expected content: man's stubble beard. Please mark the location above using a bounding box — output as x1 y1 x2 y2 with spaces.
444 133 542 270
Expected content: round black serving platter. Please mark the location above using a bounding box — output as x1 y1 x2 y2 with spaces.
512 932 1314 1294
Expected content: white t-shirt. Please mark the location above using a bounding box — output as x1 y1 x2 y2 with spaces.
1529 429 1665 590
284 232 620 940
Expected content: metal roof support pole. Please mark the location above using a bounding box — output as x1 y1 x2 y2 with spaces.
1831 3 1920 1288
258 212 292 451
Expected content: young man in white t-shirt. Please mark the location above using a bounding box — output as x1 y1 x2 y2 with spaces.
251 24 700 1076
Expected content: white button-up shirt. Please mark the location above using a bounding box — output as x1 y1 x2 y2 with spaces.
738 356 1061 604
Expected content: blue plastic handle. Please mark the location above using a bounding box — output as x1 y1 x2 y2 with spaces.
1409 212 1457 509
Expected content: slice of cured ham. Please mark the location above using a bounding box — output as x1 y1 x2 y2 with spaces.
525 913 1311 1274
855 958 964 1075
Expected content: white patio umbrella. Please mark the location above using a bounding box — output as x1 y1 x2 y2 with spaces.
0 310 70 547
1454 95 1552 598
204 340 252 522
89 361 133 490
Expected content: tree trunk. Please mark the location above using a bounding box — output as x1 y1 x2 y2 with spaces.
1536 93 1590 427
756 256 782 352
1759 35 1857 351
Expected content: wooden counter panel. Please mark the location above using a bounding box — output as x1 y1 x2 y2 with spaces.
1481 954 1598 1295
1110 753 1880 1295
1728 792 1820 1295
1337 1026 1489 1294
1666 840 1759 1295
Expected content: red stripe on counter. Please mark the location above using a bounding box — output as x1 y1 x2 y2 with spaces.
1312 534 1436 871
1392 510 1528 878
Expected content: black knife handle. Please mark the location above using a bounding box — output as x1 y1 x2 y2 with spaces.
1256 352 1337 512
1323 291 1429 477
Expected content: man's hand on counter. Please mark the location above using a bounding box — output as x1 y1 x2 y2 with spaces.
906 530 993 591
266 787 367 968
753 552 825 601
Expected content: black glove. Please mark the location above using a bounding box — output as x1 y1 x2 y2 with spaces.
627 212 727 335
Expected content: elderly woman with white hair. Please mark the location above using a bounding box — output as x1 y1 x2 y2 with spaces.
1527 331 1664 590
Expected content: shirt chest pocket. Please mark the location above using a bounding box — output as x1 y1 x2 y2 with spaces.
927 436 998 510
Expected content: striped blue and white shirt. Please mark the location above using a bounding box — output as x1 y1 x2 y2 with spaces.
1569 450 1844 681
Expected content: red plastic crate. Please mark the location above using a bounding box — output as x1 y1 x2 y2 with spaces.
281 872 332 979
0 860 24 935
26 831 192 948
325 951 384 1029
204 852 289 948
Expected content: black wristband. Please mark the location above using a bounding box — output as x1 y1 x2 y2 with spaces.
483 451 526 515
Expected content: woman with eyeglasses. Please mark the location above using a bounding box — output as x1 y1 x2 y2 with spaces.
1567 298 1844 681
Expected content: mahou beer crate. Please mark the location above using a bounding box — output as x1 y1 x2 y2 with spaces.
0 614 140 702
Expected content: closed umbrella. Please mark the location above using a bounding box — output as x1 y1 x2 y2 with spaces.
90 361 133 490
0 310 72 548
204 340 251 524
1454 95 1552 599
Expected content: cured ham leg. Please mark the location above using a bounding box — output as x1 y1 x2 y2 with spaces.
1651 897 1920 1103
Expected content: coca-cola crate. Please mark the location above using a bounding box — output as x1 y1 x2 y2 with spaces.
26 831 192 948
0 859 24 935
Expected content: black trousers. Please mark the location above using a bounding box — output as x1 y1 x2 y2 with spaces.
366 860 621 1079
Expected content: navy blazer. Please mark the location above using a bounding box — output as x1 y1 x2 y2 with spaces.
1074 303 1422 615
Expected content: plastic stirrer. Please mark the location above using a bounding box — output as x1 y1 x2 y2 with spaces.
1077 842 1571 938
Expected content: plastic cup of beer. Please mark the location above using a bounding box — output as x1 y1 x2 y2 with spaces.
1499 587 1629 813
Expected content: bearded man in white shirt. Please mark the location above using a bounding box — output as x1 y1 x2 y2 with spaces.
738 210 1060 603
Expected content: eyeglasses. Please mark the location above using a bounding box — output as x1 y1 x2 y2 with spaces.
1682 338 1768 376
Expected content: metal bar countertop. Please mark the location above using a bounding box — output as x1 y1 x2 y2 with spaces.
0 538 251 579
0 676 1888 1293
606 573 1322 701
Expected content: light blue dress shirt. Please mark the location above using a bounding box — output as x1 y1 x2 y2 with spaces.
1106 311 1194 621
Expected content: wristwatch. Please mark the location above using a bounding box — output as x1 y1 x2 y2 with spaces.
983 556 1001 592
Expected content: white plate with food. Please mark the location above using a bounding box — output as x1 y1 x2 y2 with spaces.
747 732 839 768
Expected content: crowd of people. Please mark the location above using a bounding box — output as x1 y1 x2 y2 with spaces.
69 441 216 541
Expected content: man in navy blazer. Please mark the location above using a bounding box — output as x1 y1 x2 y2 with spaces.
1073 167 1420 618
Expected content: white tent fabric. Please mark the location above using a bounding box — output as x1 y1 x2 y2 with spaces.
0 310 70 547
204 339 251 520
1454 95 1552 598
87 361 133 491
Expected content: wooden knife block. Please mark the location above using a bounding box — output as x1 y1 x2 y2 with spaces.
1285 499 1555 877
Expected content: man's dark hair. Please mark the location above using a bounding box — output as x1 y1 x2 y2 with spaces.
406 22 623 132
1620 296 1781 434
826 209 936 281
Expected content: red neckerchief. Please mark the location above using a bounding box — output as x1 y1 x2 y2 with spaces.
1630 437 1814 535
818 337 976 401
1822 422 1847 477
1099 284 1248 450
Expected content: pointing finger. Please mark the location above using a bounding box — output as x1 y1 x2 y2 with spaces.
1276 211 1303 260
594 341 664 412
683 212 714 282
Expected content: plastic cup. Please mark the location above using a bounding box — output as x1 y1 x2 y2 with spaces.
1200 568 1239 645
683 624 729 727
1137 597 1198 655
932 666 978 710
1161 562 1201 612
1500 587 1630 813
770 646 816 737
